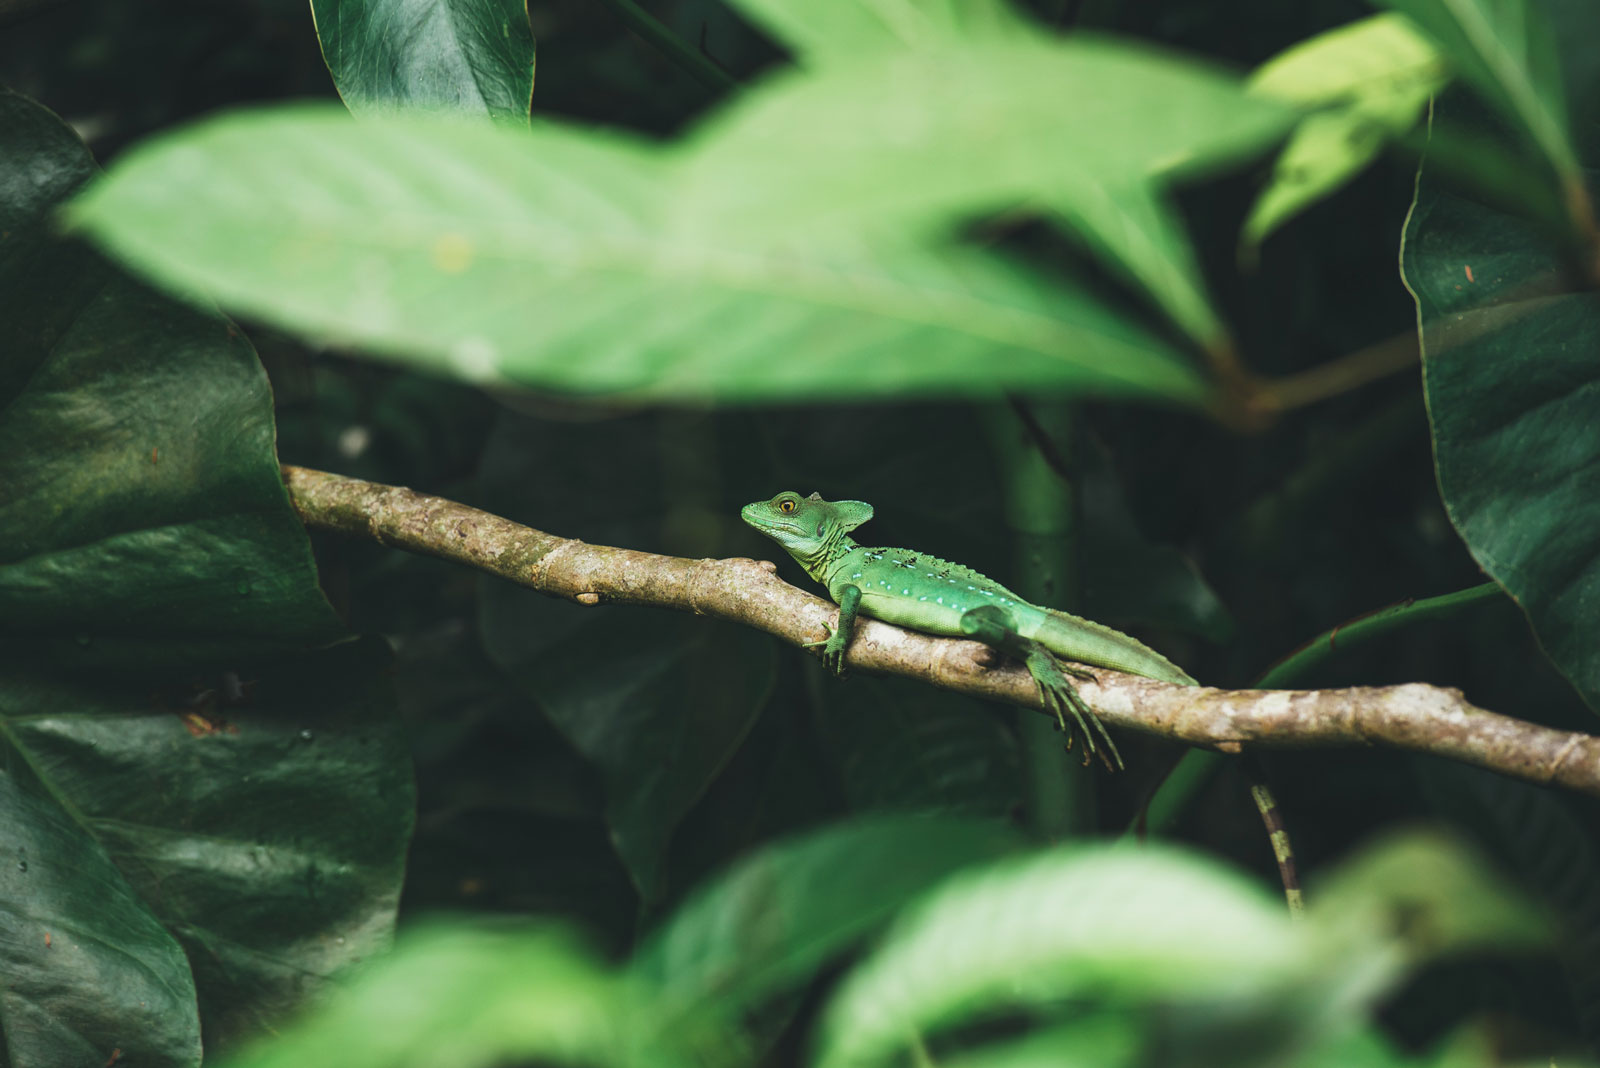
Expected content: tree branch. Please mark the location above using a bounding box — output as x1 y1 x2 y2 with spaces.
281 465 1600 800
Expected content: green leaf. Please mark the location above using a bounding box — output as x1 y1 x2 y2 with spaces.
0 730 202 1068
814 844 1305 1068
675 37 1296 245
311 0 536 124
1 89 413 1052
723 0 1034 61
1402 120 1600 711
4 639 417 1050
1243 15 1447 246
1044 182 1228 350
1374 0 1581 194
215 921 631 1068
1309 830 1547 962
632 815 1022 1020
68 106 1210 406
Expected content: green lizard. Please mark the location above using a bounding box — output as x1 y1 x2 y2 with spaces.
741 491 1198 771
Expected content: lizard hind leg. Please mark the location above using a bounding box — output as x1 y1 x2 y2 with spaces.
959 606 1124 772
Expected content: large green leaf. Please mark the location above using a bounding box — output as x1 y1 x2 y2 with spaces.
0 94 345 671
1402 114 1600 708
311 0 536 124
4 639 416 1050
814 844 1305 1068
1 90 413 1053
0 727 202 1068
674 37 1294 245
717 6 1230 350
633 815 1021 1020
68 106 1210 406
1243 14 1448 247
1375 0 1582 199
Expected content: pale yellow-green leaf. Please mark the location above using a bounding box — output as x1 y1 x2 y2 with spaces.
1243 14 1448 247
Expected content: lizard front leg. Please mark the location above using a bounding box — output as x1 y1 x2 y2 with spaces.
959 605 1124 771
804 583 861 676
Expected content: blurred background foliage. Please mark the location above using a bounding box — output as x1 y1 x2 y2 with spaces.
4 0 1600 1065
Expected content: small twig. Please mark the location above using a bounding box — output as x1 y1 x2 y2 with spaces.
282 465 1600 800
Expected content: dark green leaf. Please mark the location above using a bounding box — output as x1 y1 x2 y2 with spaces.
0 730 202 1068
0 92 346 672
67 107 1209 406
4 639 416 1050
1 90 413 1053
1402 146 1600 711
310 0 536 124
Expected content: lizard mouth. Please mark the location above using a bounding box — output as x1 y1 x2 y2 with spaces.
740 503 804 538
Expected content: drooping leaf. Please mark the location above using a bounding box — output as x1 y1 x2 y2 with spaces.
215 921 632 1068
674 37 1295 245
68 106 1210 406
311 0 536 123
814 844 1305 1068
633 815 1022 1020
1243 14 1448 246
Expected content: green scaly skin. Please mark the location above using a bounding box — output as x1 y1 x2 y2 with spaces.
741 491 1198 771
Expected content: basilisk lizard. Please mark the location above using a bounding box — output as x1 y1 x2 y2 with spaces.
741 491 1198 771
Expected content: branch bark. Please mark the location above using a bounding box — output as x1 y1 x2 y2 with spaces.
281 464 1600 799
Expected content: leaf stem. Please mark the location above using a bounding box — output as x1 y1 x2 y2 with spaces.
1253 581 1503 689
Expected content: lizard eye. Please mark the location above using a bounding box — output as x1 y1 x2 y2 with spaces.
778 498 796 514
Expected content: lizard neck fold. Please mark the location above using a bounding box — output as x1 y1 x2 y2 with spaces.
795 527 858 585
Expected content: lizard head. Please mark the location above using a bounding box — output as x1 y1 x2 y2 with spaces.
741 491 874 557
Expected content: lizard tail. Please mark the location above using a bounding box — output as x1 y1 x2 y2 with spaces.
1036 608 1198 686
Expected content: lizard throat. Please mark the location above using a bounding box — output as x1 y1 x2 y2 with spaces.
796 528 856 583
